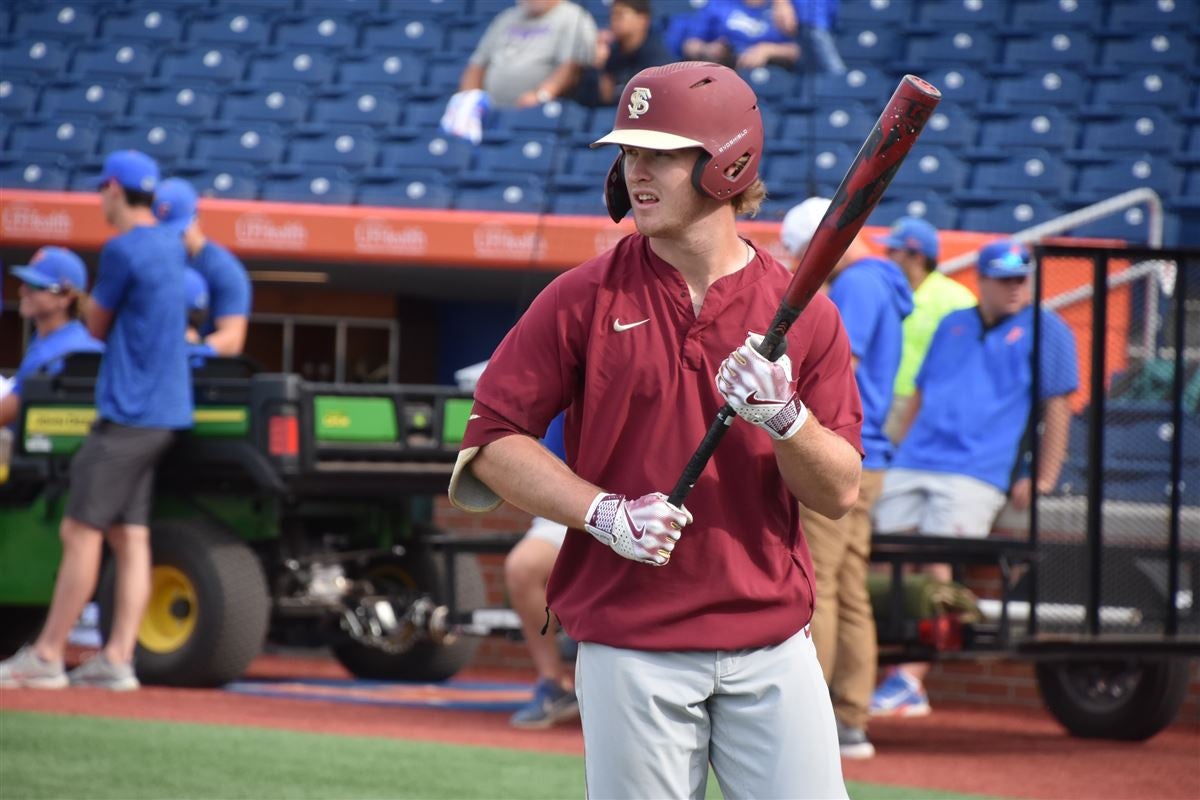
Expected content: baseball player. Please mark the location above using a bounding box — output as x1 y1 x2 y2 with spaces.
450 62 862 798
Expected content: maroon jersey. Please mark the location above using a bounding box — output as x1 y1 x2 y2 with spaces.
463 234 863 650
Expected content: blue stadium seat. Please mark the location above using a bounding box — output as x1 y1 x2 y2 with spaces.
378 133 473 174
335 53 423 93
12 5 98 42
1007 0 1103 34
186 12 272 48
7 120 99 161
220 89 309 125
1003 32 1095 69
1073 155 1180 203
1088 71 1187 115
184 167 260 200
0 160 71 191
421 59 463 99
835 0 910 26
412 0 474 17
976 109 1077 153
766 143 853 197
0 78 38 117
288 131 379 170
70 43 158 82
273 16 357 52
890 146 968 193
455 179 547 213
550 187 606 216
835 26 901 66
780 102 874 145
912 0 1006 31
246 52 335 90
38 82 129 122
969 149 1072 200
738 65 798 107
209 0 296 14
1066 204 1157 242
393 99 449 135
159 47 245 86
1077 112 1181 156
904 30 997 69
990 70 1086 110
958 198 1062 234
468 135 563 180
917 102 977 149
192 125 285 166
311 91 402 129
1105 0 1199 33
361 18 443 52
100 122 192 166
260 172 355 204
358 176 454 209
0 41 71 82
566 146 616 179
488 101 588 137
870 192 958 230
812 66 891 104
445 25 485 54
129 86 220 123
918 66 987 109
99 10 184 44
298 0 388 15
1101 34 1196 71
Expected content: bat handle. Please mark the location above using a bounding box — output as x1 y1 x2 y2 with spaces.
667 404 737 507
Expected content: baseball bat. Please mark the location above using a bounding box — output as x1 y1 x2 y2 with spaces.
667 74 941 508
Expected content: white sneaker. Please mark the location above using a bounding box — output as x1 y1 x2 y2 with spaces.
0 645 68 689
68 654 140 691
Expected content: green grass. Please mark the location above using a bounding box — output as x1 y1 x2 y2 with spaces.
0 711 1001 800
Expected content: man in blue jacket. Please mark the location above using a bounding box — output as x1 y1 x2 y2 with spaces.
781 197 913 759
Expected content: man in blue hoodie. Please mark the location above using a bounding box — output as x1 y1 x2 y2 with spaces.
780 197 913 759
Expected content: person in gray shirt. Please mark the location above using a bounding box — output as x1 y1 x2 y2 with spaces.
460 0 598 108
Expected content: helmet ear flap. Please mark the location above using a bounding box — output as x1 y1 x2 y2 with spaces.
604 153 631 223
691 151 712 198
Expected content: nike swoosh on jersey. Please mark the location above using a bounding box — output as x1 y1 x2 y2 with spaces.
613 318 650 332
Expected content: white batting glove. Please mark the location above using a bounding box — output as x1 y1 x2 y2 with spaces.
584 491 693 566
716 331 810 441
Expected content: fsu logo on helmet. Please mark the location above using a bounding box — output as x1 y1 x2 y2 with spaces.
627 87 652 120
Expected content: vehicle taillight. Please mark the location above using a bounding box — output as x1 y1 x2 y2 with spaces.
269 414 299 457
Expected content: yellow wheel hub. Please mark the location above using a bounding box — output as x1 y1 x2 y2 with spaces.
139 565 198 654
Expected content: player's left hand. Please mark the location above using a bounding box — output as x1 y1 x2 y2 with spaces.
716 332 809 441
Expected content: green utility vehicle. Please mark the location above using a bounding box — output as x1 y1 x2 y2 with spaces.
0 354 486 686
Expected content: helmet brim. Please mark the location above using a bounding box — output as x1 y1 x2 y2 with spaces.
591 128 705 151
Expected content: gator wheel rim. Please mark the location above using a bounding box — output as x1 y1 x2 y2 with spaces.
139 565 198 654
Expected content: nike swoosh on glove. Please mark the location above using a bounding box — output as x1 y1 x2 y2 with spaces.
584 491 693 566
715 331 810 441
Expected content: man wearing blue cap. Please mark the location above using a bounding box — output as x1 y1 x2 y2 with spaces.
154 178 252 356
0 150 192 692
873 218 977 443
0 247 104 429
870 239 1078 717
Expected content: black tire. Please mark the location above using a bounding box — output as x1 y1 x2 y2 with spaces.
332 549 484 682
0 606 46 657
1036 657 1191 741
97 519 270 687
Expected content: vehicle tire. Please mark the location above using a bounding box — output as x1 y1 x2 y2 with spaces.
1036 657 1191 741
332 549 484 682
97 519 270 687
0 606 46 657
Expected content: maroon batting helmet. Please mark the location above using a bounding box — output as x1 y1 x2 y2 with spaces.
592 61 764 222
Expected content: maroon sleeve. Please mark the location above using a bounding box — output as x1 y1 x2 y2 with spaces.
794 293 865 457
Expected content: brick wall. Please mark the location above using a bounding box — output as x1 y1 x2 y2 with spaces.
434 500 1200 730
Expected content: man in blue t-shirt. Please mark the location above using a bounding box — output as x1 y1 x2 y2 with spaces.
870 239 1079 717
0 247 104 429
781 197 912 759
0 150 192 693
154 178 252 356
677 0 801 69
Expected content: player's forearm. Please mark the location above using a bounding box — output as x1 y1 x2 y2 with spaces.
459 63 485 92
470 433 601 530
1036 396 1072 492
538 62 581 99
773 417 861 518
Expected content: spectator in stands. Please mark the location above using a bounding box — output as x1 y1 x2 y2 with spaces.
871 240 1078 717
0 150 192 692
183 267 216 369
780 198 912 760
873 218 977 444
794 0 844 74
154 178 252 356
459 0 599 108
675 0 801 70
0 247 104 429
505 413 578 728
590 0 672 106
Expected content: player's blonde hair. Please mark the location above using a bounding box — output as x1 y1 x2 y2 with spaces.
733 178 767 217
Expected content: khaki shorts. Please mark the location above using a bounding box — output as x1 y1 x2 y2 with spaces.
872 467 1007 538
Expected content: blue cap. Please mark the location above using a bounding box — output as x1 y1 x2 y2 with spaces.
11 246 89 293
154 177 198 234
874 217 939 260
90 149 160 193
977 239 1033 279
183 267 209 312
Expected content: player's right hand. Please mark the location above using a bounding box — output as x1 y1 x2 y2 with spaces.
584 492 692 566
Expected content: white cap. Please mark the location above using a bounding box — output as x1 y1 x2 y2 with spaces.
780 197 831 256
